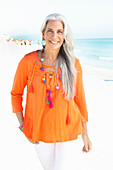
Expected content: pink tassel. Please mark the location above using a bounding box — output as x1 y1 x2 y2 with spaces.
29 84 34 93
49 101 53 108
47 90 53 108
66 114 71 124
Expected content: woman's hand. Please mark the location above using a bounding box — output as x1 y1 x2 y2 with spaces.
27 138 39 144
82 133 92 153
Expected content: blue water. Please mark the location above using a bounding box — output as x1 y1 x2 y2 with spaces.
74 38 113 70
11 35 113 69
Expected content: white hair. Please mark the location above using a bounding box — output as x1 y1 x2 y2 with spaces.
41 13 76 100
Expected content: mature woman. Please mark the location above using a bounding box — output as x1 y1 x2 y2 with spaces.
11 13 92 170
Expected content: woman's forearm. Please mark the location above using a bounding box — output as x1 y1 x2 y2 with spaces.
16 111 24 125
82 122 88 135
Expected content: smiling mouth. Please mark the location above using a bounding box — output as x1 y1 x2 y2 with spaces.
50 41 59 44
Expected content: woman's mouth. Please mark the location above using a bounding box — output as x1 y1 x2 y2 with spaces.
50 41 58 44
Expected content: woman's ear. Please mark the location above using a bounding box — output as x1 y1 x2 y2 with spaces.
42 31 45 40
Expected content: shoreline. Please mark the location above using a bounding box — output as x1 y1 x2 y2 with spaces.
1 42 113 80
79 59 113 81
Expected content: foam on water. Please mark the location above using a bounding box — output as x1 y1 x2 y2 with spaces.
99 56 113 61
74 38 113 69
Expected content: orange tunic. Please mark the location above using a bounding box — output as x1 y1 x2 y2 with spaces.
11 50 88 143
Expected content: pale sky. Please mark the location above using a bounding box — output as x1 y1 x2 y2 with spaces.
0 0 113 39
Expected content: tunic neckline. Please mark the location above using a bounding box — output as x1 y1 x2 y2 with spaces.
36 50 56 69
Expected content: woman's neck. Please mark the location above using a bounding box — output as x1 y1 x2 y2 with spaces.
44 47 60 62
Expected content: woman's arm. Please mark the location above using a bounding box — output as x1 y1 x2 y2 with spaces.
11 55 28 113
16 111 24 125
82 122 92 153
74 59 92 152
74 59 88 122
16 111 39 144
82 122 88 135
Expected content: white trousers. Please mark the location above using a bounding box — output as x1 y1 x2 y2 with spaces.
34 140 77 170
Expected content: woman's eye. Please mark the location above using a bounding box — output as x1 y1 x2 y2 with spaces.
47 30 53 33
58 30 63 34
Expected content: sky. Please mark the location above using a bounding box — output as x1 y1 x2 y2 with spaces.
0 0 113 39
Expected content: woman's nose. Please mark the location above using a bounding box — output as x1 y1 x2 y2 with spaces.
52 32 57 38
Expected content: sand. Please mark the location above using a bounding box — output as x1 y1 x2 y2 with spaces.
0 41 113 170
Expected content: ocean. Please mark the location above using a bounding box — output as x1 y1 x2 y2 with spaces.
74 38 113 70
11 35 113 70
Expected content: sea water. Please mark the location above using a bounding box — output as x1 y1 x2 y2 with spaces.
74 38 113 70
11 35 113 70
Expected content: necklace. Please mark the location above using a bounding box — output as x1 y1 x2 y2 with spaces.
40 50 62 108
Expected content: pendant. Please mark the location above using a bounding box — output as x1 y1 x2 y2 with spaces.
42 77 46 83
41 66 45 71
56 85 59 89
41 58 44 62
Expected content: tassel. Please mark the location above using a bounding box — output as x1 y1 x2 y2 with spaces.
49 101 53 108
47 90 53 108
66 114 71 125
48 91 53 108
46 94 49 103
29 84 34 93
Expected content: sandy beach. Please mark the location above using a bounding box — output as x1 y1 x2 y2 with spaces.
0 41 113 170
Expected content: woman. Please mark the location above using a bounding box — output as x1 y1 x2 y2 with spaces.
11 13 92 170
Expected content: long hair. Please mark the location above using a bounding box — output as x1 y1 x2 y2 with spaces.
41 13 76 100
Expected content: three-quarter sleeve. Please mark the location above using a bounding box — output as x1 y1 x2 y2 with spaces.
74 59 88 122
11 55 28 113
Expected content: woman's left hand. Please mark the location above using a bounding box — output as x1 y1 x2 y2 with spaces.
82 133 92 153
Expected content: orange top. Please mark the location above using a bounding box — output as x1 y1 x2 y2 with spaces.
11 50 88 143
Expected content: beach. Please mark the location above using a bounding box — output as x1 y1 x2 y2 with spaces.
0 41 113 170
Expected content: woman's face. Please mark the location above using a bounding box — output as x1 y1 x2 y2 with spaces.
43 20 64 51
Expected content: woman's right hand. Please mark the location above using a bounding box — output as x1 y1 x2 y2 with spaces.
27 138 39 144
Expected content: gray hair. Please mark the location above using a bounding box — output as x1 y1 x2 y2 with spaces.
41 13 76 100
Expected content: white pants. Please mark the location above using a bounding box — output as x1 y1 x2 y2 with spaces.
34 140 77 170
